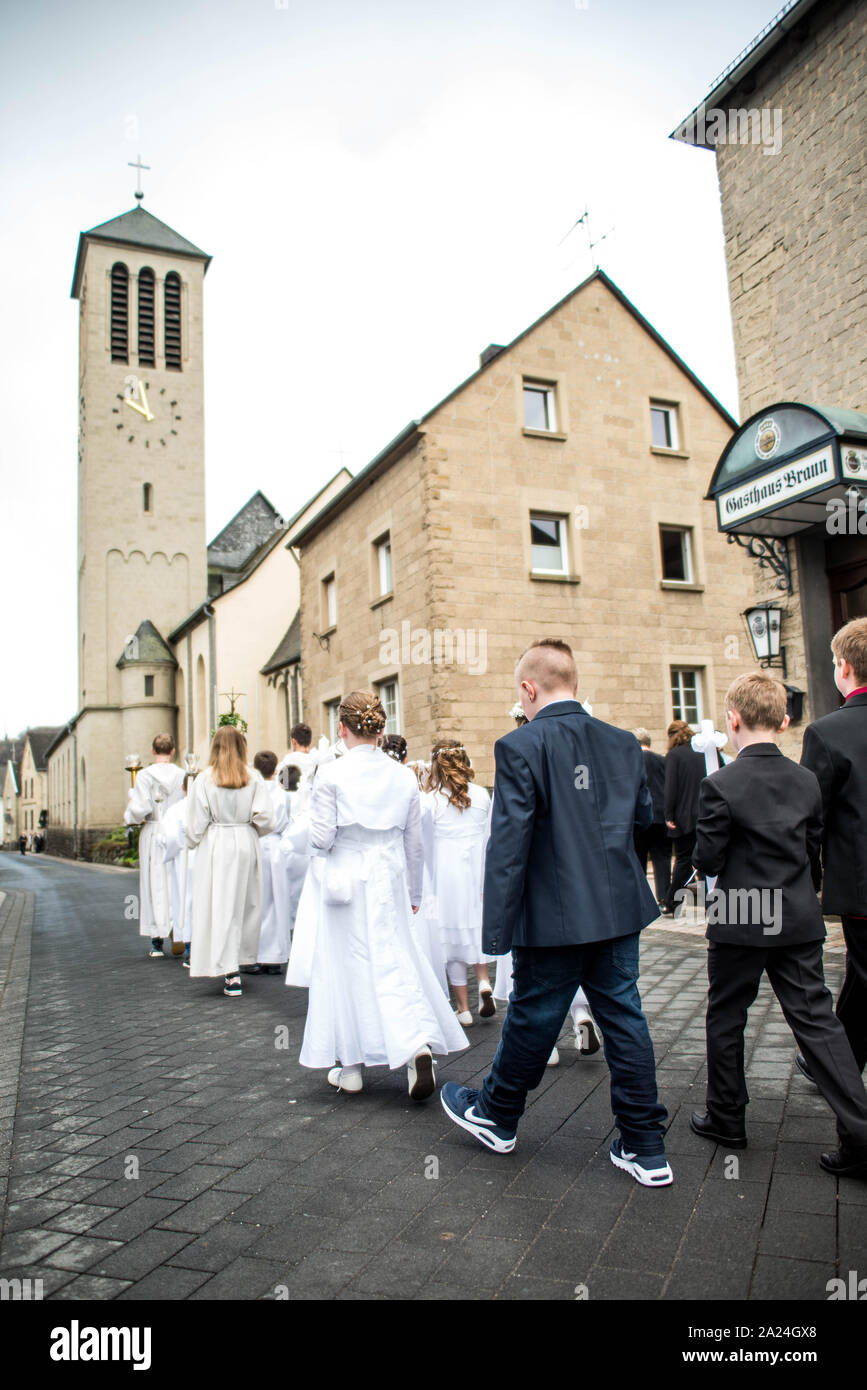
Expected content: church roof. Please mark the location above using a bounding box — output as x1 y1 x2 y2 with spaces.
116 620 176 668
261 610 302 675
71 206 212 298
208 491 284 575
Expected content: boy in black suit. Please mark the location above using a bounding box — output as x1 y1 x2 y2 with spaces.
800 617 867 1077
691 672 867 1178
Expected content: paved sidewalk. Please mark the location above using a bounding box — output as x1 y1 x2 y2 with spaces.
0 854 864 1301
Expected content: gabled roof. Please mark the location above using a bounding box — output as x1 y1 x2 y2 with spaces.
71 206 211 298
23 726 65 771
290 268 738 547
116 620 176 668
208 491 283 575
261 611 302 675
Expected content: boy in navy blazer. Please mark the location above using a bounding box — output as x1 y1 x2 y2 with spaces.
440 639 672 1187
692 673 867 1177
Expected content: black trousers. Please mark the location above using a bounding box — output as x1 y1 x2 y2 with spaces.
705 939 867 1148
837 916 867 1073
634 823 672 905
664 834 695 913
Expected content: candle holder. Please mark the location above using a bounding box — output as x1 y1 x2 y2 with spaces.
124 753 143 787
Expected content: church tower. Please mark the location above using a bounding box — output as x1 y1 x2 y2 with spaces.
66 188 210 846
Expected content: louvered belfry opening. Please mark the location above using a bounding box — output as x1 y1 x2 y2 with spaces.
164 271 182 370
110 263 129 362
138 268 155 367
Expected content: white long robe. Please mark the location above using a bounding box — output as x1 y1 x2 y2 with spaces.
185 769 275 977
124 763 186 937
158 797 195 944
257 778 292 964
289 744 468 1071
421 783 491 968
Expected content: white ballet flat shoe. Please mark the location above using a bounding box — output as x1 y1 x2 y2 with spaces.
574 1018 602 1054
327 1066 363 1094
547 1047 560 1067
407 1046 436 1102
456 1010 474 1027
478 983 497 1019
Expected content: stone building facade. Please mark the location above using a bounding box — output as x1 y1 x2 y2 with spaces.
674 0 867 729
293 271 758 786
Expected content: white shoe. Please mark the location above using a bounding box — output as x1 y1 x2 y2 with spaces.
407 1046 436 1101
574 1017 602 1054
456 1010 474 1027
478 983 497 1019
327 1066 362 1094
148 949 164 959
547 1047 560 1066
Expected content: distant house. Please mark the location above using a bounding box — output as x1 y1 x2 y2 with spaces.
3 728 62 846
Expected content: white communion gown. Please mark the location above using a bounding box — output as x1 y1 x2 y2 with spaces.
421 782 492 971
124 763 186 937
185 769 275 977
257 777 293 965
288 744 468 1071
158 796 195 944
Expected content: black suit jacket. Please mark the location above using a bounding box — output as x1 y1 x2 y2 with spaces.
800 691 867 916
664 743 706 836
693 743 825 947
482 700 658 955
641 748 666 824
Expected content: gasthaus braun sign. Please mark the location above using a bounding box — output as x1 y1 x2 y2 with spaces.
717 445 835 527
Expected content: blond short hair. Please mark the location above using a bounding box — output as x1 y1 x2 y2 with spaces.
725 672 787 731
634 728 651 747
831 617 867 686
517 638 578 694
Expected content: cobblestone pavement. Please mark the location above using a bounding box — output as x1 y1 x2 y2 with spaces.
0 853 864 1302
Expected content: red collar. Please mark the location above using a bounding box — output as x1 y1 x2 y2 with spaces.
846 686 867 700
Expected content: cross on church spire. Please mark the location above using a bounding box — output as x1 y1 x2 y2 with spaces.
128 153 151 202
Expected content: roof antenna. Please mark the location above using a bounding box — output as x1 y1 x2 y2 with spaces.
559 206 615 274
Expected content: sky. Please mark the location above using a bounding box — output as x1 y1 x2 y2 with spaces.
0 0 781 734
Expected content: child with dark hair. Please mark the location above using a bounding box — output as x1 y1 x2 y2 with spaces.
248 750 291 975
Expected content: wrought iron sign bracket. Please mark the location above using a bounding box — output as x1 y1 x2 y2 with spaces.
728 533 792 594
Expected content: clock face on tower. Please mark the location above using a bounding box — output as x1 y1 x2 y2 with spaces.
111 374 183 448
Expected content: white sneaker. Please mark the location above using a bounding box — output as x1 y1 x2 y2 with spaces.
574 1017 602 1054
456 1010 474 1027
407 1046 436 1101
148 949 164 959
547 1047 560 1066
327 1066 363 1094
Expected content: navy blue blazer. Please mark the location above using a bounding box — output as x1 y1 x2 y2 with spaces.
482 700 658 955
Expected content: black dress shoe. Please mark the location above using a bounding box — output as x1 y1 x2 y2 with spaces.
795 1053 817 1085
240 963 263 974
690 1110 747 1149
819 1146 867 1179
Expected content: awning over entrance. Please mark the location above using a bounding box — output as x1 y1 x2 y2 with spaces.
707 402 867 538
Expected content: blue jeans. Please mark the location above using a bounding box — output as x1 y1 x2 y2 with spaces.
480 933 668 1154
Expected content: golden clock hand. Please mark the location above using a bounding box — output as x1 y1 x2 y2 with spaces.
124 396 149 418
137 382 155 422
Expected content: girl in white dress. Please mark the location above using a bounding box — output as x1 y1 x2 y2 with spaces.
421 740 494 1026
289 690 467 1099
186 726 275 996
248 750 292 974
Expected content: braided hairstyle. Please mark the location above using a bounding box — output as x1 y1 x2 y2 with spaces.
381 734 407 763
338 689 387 739
425 737 474 811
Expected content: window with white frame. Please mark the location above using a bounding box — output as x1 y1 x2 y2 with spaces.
376 679 400 735
659 526 694 582
523 381 557 432
670 668 703 726
325 699 341 743
322 574 337 629
650 402 679 449
376 535 392 596
530 512 568 574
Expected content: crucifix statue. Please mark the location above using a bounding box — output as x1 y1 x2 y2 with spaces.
128 153 151 202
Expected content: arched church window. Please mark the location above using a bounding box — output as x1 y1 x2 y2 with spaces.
164 272 182 370
111 263 129 362
138 268 155 367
